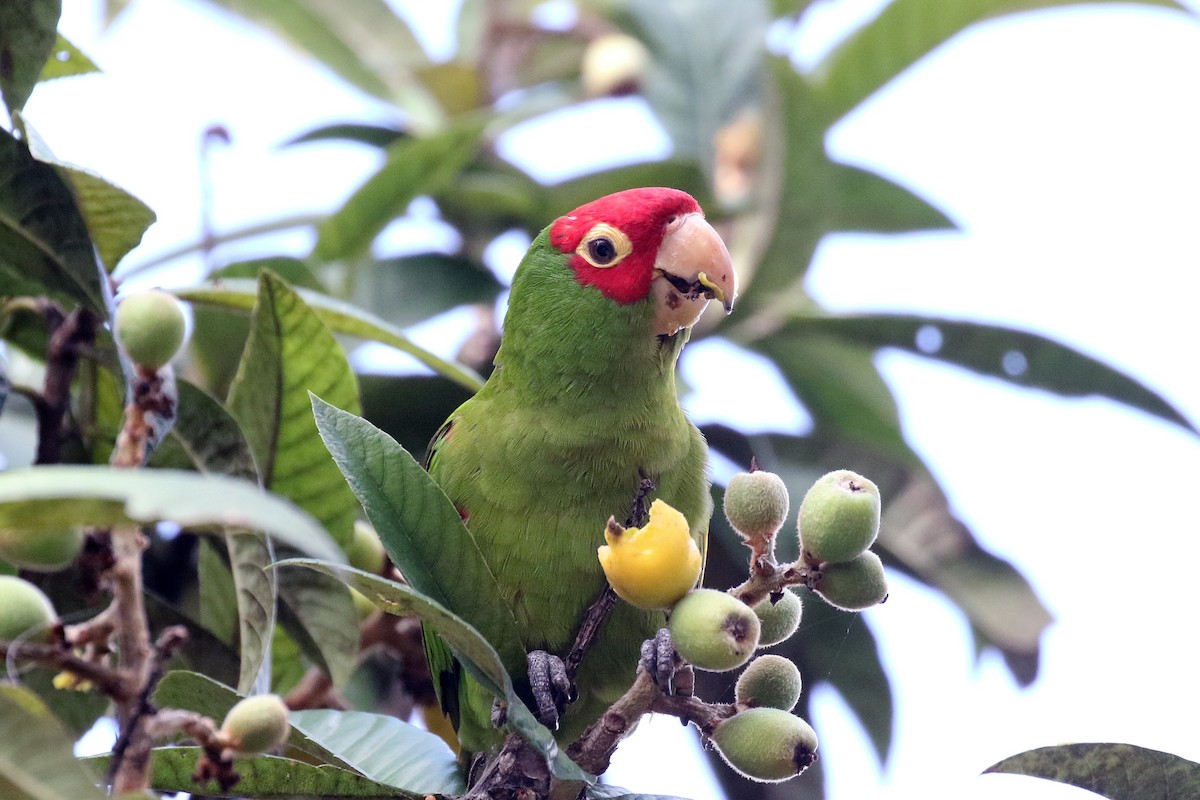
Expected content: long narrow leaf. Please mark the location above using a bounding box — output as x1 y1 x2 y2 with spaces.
811 0 1189 124
783 313 1196 434
309 397 523 667
0 685 108 800
0 465 341 562
177 279 484 391
985 743 1200 799
281 560 590 782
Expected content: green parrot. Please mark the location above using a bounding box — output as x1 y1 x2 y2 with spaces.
425 187 736 756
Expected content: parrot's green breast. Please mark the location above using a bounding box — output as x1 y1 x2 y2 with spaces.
426 231 712 750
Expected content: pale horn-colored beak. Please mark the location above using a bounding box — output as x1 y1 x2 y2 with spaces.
652 212 736 336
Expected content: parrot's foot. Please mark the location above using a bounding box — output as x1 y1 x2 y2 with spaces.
528 650 573 729
641 627 683 693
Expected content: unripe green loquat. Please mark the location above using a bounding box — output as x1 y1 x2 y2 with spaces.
346 520 387 575
114 289 187 371
711 707 818 782
798 470 880 565
735 654 802 712
0 575 57 642
752 590 802 647
814 550 888 611
0 526 84 572
723 469 789 542
669 588 759 672
220 694 290 754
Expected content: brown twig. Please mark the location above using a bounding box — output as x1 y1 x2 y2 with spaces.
107 625 189 791
0 638 133 702
462 732 551 800
567 666 736 776
728 559 816 609
34 303 97 465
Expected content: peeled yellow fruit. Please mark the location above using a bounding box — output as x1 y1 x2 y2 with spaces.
598 499 701 610
735 654 802 712
114 289 187 370
814 551 888 612
581 33 649 97
723 470 789 541
752 590 802 647
0 526 83 572
669 588 759 672
798 470 880 564
346 520 387 574
220 694 290 754
711 707 818 782
0 575 57 642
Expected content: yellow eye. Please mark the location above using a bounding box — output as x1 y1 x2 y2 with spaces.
576 223 632 268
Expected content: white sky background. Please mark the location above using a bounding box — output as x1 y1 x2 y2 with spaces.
30 1 1200 798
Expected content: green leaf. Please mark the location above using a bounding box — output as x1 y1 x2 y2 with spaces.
151 378 275 692
827 163 954 233
178 278 484 391
289 708 463 795
621 0 767 168
153 670 355 769
811 0 1190 124
783 313 1197 434
751 329 912 462
36 34 99 81
0 465 343 562
152 378 258 479
275 562 359 690
199 537 239 644
285 122 408 149
0 1 60 114
0 128 105 312
87 748 409 798
586 786 696 800
143 593 241 687
350 252 504 329
213 255 326 291
308 397 524 667
227 271 362 548
281 559 590 782
313 123 482 261
0 684 108 800
53 164 156 272
985 743 1200 799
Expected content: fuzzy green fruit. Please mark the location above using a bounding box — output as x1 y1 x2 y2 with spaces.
814 551 888 611
724 470 789 540
752 590 802 647
115 289 186 370
711 707 818 782
669 589 759 672
798 470 880 564
346 520 387 574
735 654 802 712
0 575 57 642
221 694 290 754
0 526 83 572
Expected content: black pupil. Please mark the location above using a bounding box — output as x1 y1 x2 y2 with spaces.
588 237 617 264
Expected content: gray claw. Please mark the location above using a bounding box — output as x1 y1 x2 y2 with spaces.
528 650 572 729
640 628 677 691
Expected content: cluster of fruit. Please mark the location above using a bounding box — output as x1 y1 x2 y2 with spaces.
597 466 888 782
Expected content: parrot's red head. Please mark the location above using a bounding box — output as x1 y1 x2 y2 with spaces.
549 187 736 335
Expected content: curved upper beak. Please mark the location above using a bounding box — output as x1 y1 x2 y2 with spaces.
652 213 736 335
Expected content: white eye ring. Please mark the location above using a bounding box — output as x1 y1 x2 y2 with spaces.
576 223 632 268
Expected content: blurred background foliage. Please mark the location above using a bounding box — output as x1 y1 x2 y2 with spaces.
1 0 1196 798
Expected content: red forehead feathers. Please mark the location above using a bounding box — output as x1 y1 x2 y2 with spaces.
549 188 703 305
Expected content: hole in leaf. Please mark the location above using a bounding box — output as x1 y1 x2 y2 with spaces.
914 324 943 354
1002 349 1028 377
56 50 70 62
